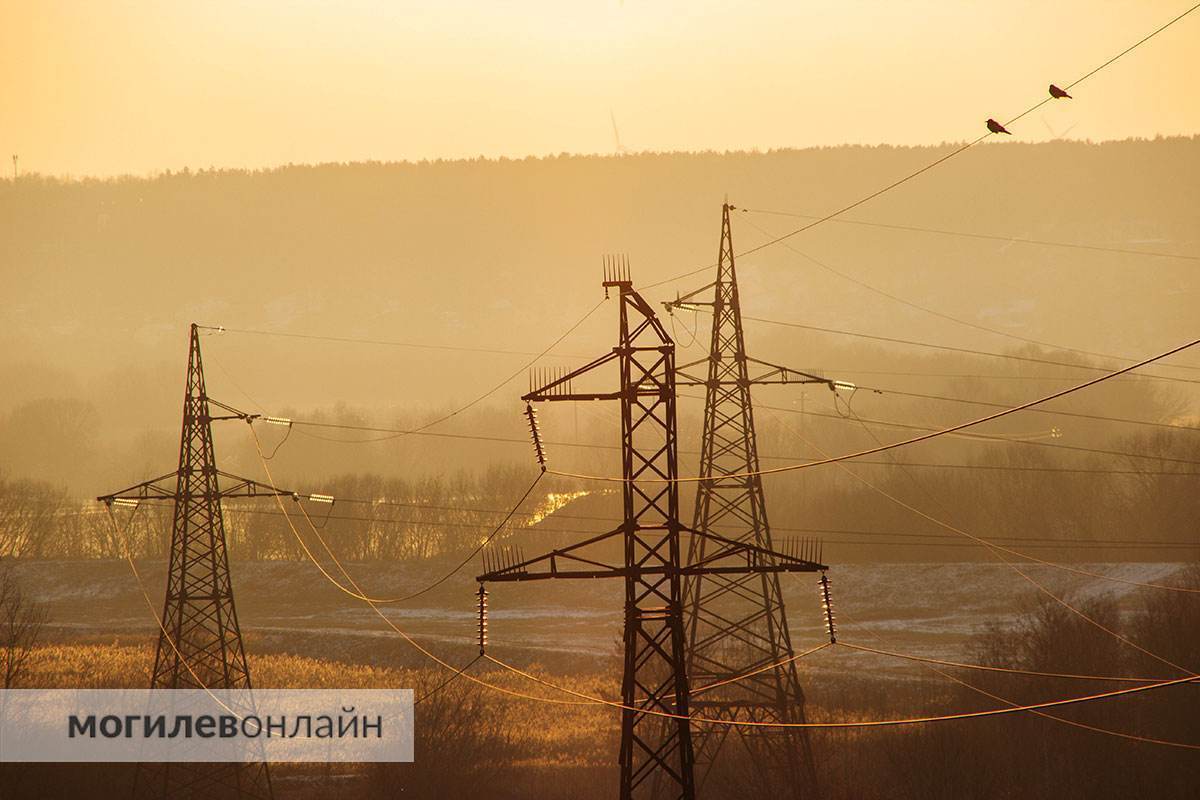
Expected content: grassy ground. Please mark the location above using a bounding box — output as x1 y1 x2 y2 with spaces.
16 640 617 797
11 562 1198 798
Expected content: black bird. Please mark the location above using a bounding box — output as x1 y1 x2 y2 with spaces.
986 118 1011 135
1049 84 1072 99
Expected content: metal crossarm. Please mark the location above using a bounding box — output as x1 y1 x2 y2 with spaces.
673 354 833 389
479 525 824 583
98 470 295 505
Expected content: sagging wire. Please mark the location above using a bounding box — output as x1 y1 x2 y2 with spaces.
838 642 1173 685
481 652 1197 729
253 419 1130 726
689 642 831 697
830 380 878 419
668 305 701 349
251 425 545 604
932 661 1200 751
832 404 1200 598
260 416 294 460
249 429 594 707
304 297 607 447
249 427 1200 733
835 607 1200 750
210 297 607 456
759 403 1200 673
216 504 1191 554
218 329 590 360
295 490 336 529
211 392 1200 468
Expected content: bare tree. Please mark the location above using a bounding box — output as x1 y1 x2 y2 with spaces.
0 561 47 688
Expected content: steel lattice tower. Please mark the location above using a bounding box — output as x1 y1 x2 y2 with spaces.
479 264 825 800
100 324 290 800
667 204 830 798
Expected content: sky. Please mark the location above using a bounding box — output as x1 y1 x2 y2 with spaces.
1 1 1198 177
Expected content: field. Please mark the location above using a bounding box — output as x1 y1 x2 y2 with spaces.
10 559 1198 798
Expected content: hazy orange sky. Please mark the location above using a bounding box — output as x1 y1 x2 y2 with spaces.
2 1 1198 177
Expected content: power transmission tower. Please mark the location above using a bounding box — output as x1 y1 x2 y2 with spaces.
664 203 834 798
99 323 292 800
478 262 826 800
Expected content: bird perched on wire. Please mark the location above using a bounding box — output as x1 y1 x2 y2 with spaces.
986 118 1012 135
1049 84 1072 99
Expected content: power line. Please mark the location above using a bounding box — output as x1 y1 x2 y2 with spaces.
483 651 1197 729
691 643 832 697
839 386 1200 433
221 507 1198 551
262 431 1200 735
930 656 1200 751
220 327 588 360
810 368 1179 383
828 539 1196 552
272 411 1200 469
250 428 541 604
545 336 1200 482
1055 2 1200 97
250 434 598 707
174 1 1200 740
259 473 1200 731
211 298 606 456
816 422 1200 596
752 400 1200 466
759 405 1200 685
644 1 1200 290
356 472 544 604
838 643 1174 684
644 137 979 291
828 403 1200 596
738 215 1200 375
741 207 1200 263
835 606 1200 750
740 315 1200 385
331 298 606 441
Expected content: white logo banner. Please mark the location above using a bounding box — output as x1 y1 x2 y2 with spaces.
0 689 414 763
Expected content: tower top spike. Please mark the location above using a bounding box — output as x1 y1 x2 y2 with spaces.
601 253 632 288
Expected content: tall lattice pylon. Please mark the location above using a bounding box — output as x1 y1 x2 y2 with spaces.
666 204 832 798
100 323 291 800
479 263 826 800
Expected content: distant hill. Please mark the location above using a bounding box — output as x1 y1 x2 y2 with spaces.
0 140 1197 516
